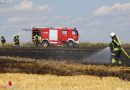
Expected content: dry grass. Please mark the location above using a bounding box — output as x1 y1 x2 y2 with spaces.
0 56 130 90
0 56 130 81
0 73 130 90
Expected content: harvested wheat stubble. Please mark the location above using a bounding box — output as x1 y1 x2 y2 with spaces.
0 56 130 81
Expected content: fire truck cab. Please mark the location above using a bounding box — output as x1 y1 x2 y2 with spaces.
32 27 79 47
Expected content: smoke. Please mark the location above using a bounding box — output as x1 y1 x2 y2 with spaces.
83 47 111 64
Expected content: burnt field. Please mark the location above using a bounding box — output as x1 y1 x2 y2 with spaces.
0 46 130 65
0 44 130 82
0 56 130 81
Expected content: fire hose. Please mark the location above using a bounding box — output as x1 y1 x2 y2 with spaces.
121 48 130 59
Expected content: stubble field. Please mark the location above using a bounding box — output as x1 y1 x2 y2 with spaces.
0 56 130 90
0 73 130 90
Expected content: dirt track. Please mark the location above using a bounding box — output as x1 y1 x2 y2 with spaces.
0 47 130 65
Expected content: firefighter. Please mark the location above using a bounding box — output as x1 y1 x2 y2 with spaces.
14 35 20 46
34 34 41 46
109 32 122 65
34 35 39 46
0 35 6 47
38 34 42 44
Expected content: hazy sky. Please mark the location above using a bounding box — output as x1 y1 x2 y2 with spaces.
0 0 130 43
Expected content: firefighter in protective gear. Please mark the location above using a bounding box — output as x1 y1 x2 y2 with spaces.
34 34 41 46
0 35 6 47
109 32 122 65
14 35 20 46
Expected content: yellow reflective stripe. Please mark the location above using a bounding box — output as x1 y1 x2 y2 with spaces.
112 54 115 55
116 37 121 45
38 36 42 42
114 48 119 51
112 59 116 63
118 61 122 64
113 37 121 46
113 40 120 46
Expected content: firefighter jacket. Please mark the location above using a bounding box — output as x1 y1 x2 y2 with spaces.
34 35 41 43
1 36 6 43
14 36 19 44
34 35 38 42
38 36 42 43
109 36 121 52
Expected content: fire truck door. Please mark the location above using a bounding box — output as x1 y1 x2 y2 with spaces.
61 30 68 41
49 30 58 40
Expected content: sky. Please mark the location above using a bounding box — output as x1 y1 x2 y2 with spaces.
0 0 130 43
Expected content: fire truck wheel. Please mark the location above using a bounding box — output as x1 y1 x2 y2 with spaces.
42 41 49 47
67 41 74 47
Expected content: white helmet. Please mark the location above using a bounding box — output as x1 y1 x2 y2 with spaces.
109 32 116 38
14 34 19 36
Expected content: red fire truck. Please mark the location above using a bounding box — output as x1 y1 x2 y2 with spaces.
32 27 79 47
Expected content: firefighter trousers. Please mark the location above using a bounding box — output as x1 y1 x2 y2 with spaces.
111 50 122 65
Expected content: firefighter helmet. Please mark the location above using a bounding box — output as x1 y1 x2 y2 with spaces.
109 32 116 38
14 34 19 36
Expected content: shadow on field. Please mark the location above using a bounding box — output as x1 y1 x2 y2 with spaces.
0 56 130 81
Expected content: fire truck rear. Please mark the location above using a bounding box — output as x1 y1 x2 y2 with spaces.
32 27 79 47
